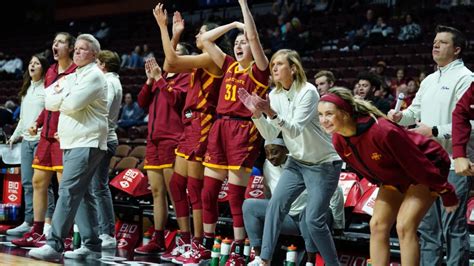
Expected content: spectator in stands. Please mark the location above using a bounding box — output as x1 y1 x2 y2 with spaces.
93 50 123 249
29 33 108 261
314 70 335 96
128 45 144 68
199 0 271 263
142 43 154 60
389 68 407 96
4 100 18 117
7 55 49 243
244 137 344 266
117 92 144 129
0 52 6 69
152 6 226 261
388 25 472 266
94 21 111 44
368 16 394 45
397 13 421 42
241 49 342 265
355 72 391 114
372 60 391 87
452 82 474 176
0 54 23 79
318 87 458 266
10 32 77 245
341 8 376 51
393 78 418 110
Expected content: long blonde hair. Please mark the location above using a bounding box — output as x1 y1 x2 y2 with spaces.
270 49 307 92
328 87 387 119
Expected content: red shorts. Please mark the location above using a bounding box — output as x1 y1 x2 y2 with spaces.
203 118 262 171
176 113 214 162
32 137 63 171
144 139 178 170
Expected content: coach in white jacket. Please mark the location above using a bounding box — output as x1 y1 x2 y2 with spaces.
389 25 473 266
29 34 108 261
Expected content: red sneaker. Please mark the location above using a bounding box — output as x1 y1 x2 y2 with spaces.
225 252 246 266
11 231 45 247
160 237 191 261
64 237 73 251
172 242 211 265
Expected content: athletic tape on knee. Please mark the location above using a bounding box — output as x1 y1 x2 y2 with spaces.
201 176 223 224
227 183 246 227
169 172 189 217
187 177 204 210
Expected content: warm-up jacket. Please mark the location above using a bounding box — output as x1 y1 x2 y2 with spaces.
36 62 77 138
332 116 458 207
452 82 474 159
137 72 189 141
45 62 108 151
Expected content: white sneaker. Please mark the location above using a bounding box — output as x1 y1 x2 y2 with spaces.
6 221 32 236
99 234 117 249
64 246 101 260
248 256 264 266
28 244 62 261
43 223 52 238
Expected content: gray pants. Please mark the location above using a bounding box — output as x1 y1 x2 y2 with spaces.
261 158 341 265
21 140 55 224
243 199 317 253
419 170 471 266
91 140 117 236
47 147 105 252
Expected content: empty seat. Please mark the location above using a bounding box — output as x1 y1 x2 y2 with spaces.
115 144 132 157
129 145 146 160
114 156 140 173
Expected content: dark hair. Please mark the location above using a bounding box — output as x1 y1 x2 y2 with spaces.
55 32 76 58
435 25 466 58
357 72 381 90
203 22 232 56
18 54 49 99
177 42 191 55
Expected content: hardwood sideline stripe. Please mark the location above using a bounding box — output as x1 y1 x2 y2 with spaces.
0 253 60 265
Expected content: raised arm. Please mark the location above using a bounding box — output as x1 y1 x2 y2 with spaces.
153 4 215 73
200 21 243 68
238 0 268 71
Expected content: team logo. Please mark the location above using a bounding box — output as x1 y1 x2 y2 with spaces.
8 194 17 202
120 181 130 188
371 152 382 160
248 189 264 198
117 238 128 248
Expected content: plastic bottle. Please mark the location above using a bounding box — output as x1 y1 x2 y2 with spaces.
219 238 232 266
243 239 251 264
143 231 151 245
210 243 221 266
284 245 297 266
214 235 222 245
73 224 81 249
366 259 372 266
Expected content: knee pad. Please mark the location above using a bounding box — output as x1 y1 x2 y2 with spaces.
201 176 222 224
227 183 246 227
187 177 204 210
169 172 189 217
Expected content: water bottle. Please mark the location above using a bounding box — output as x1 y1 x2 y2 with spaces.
284 245 297 266
214 235 222 245
243 238 251 264
210 243 221 266
219 238 232 266
73 224 81 249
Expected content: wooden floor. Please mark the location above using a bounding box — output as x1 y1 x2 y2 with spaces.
0 234 173 265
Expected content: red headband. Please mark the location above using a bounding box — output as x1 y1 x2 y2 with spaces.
320 93 354 115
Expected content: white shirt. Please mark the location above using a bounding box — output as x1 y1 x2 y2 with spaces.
253 82 340 164
45 62 108 150
104 72 123 142
10 80 45 142
263 159 307 216
400 59 473 166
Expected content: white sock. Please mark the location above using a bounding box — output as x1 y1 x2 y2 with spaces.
305 263 314 266
44 223 52 237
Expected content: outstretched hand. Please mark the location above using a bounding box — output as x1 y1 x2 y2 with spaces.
172 11 185 36
152 3 168 28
